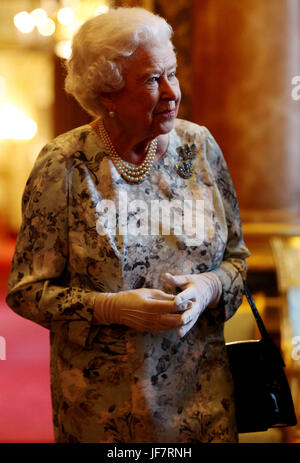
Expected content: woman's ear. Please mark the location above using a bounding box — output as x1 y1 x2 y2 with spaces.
99 92 115 114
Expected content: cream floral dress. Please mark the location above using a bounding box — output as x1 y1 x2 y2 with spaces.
6 118 250 443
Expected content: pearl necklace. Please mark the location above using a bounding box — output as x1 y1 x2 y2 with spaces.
96 118 158 184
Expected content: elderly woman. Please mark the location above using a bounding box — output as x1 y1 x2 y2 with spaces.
6 7 250 443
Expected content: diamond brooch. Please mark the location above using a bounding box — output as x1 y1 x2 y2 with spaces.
174 143 197 179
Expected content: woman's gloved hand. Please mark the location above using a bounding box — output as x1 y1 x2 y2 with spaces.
93 288 186 333
163 272 223 338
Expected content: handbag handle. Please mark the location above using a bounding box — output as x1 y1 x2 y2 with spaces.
242 278 272 341
242 278 286 367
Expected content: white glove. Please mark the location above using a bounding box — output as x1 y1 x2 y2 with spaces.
93 288 186 333
163 272 223 338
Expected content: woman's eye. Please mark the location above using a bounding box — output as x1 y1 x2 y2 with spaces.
168 71 176 79
148 76 159 83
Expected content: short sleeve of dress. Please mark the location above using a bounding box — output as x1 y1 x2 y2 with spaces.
5 143 98 347
204 127 251 321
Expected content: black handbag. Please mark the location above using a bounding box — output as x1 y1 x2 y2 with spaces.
226 279 297 434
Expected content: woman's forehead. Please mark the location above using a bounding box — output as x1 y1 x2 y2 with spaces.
129 44 177 75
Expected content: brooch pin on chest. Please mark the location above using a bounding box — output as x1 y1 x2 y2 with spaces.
174 144 197 179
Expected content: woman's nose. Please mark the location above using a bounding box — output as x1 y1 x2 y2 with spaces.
160 77 178 99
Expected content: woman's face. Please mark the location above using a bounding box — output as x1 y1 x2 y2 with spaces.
108 43 181 141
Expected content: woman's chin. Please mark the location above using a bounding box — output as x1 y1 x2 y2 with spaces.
155 117 177 135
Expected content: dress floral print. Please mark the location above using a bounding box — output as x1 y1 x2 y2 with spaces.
6 119 250 443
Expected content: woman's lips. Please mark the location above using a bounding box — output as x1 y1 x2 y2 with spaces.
156 101 177 117
156 108 176 117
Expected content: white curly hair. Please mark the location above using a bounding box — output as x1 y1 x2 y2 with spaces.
64 7 174 117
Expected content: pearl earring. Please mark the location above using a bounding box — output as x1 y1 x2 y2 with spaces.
108 111 115 118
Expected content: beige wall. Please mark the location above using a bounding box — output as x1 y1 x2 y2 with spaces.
191 0 300 224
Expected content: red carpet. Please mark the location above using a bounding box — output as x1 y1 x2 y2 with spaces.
0 234 54 443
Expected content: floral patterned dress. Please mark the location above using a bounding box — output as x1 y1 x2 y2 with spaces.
6 118 250 443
